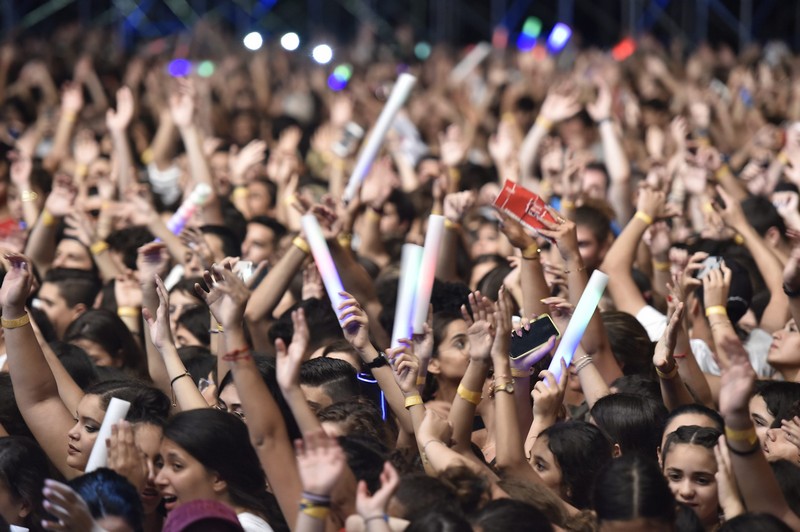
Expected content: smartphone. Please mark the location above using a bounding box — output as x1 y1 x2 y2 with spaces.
332 122 364 158
697 256 722 279
234 261 255 283
509 314 560 360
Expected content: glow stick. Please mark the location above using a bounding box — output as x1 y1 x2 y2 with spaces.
301 214 347 321
343 73 417 203
546 270 608 381
166 183 211 235
449 42 492 84
391 244 423 348
85 397 131 472
412 215 444 333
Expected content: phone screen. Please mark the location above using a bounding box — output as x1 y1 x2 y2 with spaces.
509 315 560 360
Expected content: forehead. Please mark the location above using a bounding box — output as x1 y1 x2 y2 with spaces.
664 443 716 470
78 393 105 418
246 223 275 240
39 281 65 301
664 413 717 435
169 290 199 307
443 319 468 340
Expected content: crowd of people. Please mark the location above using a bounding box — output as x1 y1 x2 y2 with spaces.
1 17 800 531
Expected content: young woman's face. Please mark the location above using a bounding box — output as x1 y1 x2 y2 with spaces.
70 338 119 368
530 435 565 499
765 426 800 463
134 423 164 514
749 394 775 448
660 413 719 455
67 394 105 470
663 444 719 527
429 320 470 382
768 320 800 369
155 438 222 512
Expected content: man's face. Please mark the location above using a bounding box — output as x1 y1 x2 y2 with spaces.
581 168 608 200
576 224 607 271
241 223 277 264
37 282 81 339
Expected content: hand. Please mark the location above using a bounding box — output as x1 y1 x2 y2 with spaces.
45 175 78 218
496 211 535 250
9 151 32 188
63 209 96 247
114 271 143 309
412 312 434 371
194 264 251 328
461 291 495 361
772 191 800 227
301 263 325 300
179 226 215 269
386 340 419 395
337 292 371 352
645 221 672 258
491 286 513 360
689 100 711 130
636 186 667 220
670 116 688 151
532 360 568 423
106 86 135 133
536 209 580 263
439 124 468 167
540 84 581 123
780 416 800 452
276 126 302 154
42 479 102 532
540 296 574 334
417 409 453 447
653 302 683 370
142 276 176 351
714 186 748 232
702 263 731 309
443 191 475 223
678 251 709 298
586 78 612 122
360 157 396 210
61 82 84 114
0 253 33 315
680 162 709 196
356 461 400 521
714 437 744 518
295 429 347 497
136 243 169 284
276 309 310 393
107 420 148 492
169 78 196 129
488 121 516 167
73 129 100 167
784 242 800 293
229 139 267 185
718 336 756 417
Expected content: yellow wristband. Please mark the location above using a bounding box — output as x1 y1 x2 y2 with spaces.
40 209 56 227
117 306 140 318
521 243 540 260
90 240 109 255
366 207 382 222
535 115 554 131
778 151 790 165
21 190 39 203
444 219 461 231
634 211 654 225
337 233 353 248
404 395 423 409
733 233 745 246
301 506 330 520
448 167 461 182
231 186 249 199
714 165 731 179
705 305 727 317
456 384 482 406
511 368 531 378
140 148 154 165
75 164 88 177
653 260 671 272
416 375 427 386
725 425 758 447
292 236 310 254
1 313 30 329
656 364 678 380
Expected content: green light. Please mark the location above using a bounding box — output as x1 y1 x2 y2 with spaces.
197 61 215 78
414 42 431 60
522 17 542 38
333 64 352 81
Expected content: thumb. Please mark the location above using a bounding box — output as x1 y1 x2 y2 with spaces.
274 338 287 358
356 479 370 501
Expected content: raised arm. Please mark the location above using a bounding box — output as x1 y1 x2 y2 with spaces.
24 176 77 276
653 302 695 410
276 309 322 434
106 86 136 195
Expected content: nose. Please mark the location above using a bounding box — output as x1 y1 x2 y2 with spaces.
154 468 167 489
678 479 695 500
767 428 779 442
67 420 80 442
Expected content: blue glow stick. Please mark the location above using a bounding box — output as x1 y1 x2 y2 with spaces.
546 23 572 53
546 270 608 381
301 214 347 321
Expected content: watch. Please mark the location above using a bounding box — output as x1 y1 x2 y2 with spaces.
365 352 390 370
492 381 515 396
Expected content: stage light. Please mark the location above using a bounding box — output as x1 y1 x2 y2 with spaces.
243 32 264 51
516 16 541 51
312 44 333 64
327 74 347 91
328 64 352 91
612 37 636 61
167 59 191 77
547 23 572 53
197 60 215 78
281 32 300 51
414 42 431 60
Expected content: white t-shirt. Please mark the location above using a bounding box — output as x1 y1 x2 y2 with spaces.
237 512 274 532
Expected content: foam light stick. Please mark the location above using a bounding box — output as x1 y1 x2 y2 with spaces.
85 397 131 472
546 23 572 53
301 214 347 321
546 270 609 381
166 183 211 235
391 244 423 348
412 215 445 333
449 42 492 84
343 73 417 203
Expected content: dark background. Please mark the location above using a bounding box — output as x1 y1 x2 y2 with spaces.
2 0 800 52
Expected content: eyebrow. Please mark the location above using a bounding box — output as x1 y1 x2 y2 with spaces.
451 334 467 343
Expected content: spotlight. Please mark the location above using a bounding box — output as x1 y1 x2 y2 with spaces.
281 32 300 51
546 23 572 53
327 64 352 91
243 32 264 51
167 59 191 77
516 17 541 51
312 44 333 64
414 42 432 61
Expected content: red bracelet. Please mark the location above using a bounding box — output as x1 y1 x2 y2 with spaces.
223 346 252 362
673 352 688 359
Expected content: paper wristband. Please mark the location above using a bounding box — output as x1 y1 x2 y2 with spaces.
300 215 347 322
392 244 423 348
85 397 131 472
343 74 417 203
546 270 609 382
412 215 444 334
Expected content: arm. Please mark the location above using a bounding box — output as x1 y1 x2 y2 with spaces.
653 303 695 410
276 309 322 434
437 191 476 283
496 212 549 317
520 88 581 184
294 430 347 532
106 86 136 195
24 177 77 277
137 243 173 397
43 83 82 173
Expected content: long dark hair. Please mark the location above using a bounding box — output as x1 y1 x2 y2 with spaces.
422 311 465 401
69 468 144 532
590 393 668 460
162 409 274 522
0 436 51 532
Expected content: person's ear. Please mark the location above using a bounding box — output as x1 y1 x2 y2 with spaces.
427 359 441 375
612 443 622 458
72 303 88 319
765 226 781 247
657 445 662 468
212 473 227 495
18 499 31 519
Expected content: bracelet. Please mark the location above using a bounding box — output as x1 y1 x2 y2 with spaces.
301 492 331 505
444 219 461 231
404 395 423 409
364 514 389 524
705 305 727 317
535 115 554 131
653 260 671 272
725 425 758 446
784 283 800 298
1 313 30 329
337 233 353 248
422 439 444 454
63 112 77 123
563 264 586 274
733 233 745 246
673 352 688 359
634 211 654 225
725 442 761 456
117 306 140 318
778 151 790 165
300 506 330 520
223 346 252 362
40 209 56 227
575 358 594 373
169 371 192 407
231 186 248 199
511 368 530 378
449 167 461 182
656 363 678 380
521 243 540 260
365 207 382 221
561 199 575 210
90 240 109 255
416 375 427 386
292 236 310 254
20 190 38 203
456 383 482 405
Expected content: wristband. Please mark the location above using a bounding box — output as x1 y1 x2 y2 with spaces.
511 368 530 378
404 395 423 409
560 199 575 210
90 240 109 255
231 186 249 199
653 260 671 272
416 375 427 386
75 163 88 177
535 115 554 131
733 233 745 246
20 190 38 203
449 167 461 182
223 346 252 362
656 364 678 380
301 506 330 520
714 165 732 179
40 209 56 227
292 236 310 254
364 514 389 524
444 219 461 231
634 211 654 225
456 384 482 405
140 148 154 165
705 305 727 317
366 207 382 221
1 313 30 329
724 425 758 446
521 243 540 260
778 151 790 165
337 233 353 248
117 306 140 318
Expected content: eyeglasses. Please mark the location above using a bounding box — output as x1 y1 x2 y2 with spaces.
214 401 246 421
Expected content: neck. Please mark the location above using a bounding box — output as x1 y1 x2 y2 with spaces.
435 378 458 404
778 366 800 383
690 315 714 349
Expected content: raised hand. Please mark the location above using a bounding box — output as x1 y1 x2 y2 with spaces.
194 264 251 328
532 360 568 424
295 430 347 498
488 121 517 167
0 253 34 316
276 309 310 393
356 461 400 522
63 209 96 247
540 84 581 123
45 175 78 218
713 437 744 519
61 82 84 115
142 275 175 351
114 271 143 310
169 78 196 129
491 286 513 360
136 243 169 284
496 210 536 250
42 479 102 532
783 242 800 293
387 339 419 395
702 262 732 310
229 139 267 186
653 302 684 371
717 336 756 417
536 208 580 264
461 291 496 361
439 124 468 167
337 291 371 352
179 226 215 269
301 263 325 301
9 151 32 189
106 420 148 492
443 191 475 224
106 86 135 133
586 78 613 122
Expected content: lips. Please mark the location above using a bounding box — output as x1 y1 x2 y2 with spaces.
162 495 178 510
68 444 80 455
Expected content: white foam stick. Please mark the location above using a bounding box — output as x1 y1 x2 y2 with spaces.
411 215 445 333
85 397 131 472
391 244 423 348
343 73 417 203
546 270 609 381
449 42 492 84
301 214 347 320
